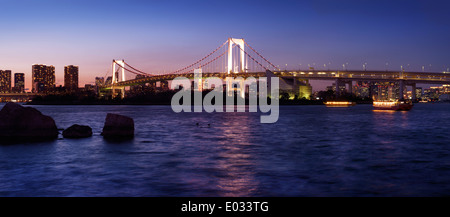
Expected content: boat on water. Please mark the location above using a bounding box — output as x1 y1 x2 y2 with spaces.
373 100 413 111
324 101 356 107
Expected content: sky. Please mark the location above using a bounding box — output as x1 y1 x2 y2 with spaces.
0 0 449 91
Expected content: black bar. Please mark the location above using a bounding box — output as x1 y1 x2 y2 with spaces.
0 197 447 216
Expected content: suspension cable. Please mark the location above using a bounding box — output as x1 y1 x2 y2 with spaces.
113 61 150 77
123 61 152 76
243 40 280 70
168 40 228 75
171 47 231 75
233 43 270 71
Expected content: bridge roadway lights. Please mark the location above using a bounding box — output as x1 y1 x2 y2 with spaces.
107 69 449 100
113 70 450 89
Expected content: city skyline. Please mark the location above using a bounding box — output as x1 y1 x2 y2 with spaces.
1 0 449 91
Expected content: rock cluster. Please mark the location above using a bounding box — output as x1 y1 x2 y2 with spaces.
101 113 135 138
0 102 58 142
62 124 93 138
0 103 135 143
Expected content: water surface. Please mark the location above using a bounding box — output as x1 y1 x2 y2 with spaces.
0 103 449 196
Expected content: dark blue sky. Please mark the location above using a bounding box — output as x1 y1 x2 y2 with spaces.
1 0 449 89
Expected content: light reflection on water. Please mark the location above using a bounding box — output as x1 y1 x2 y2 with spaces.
215 114 259 197
0 103 450 196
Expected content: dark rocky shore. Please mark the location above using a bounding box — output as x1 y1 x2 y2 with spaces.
0 102 135 144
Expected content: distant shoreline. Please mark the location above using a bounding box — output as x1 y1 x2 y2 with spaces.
24 100 374 106
20 101 449 106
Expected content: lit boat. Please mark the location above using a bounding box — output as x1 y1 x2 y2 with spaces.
324 101 356 107
373 100 413 111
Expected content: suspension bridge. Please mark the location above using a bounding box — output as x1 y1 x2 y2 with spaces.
104 38 450 99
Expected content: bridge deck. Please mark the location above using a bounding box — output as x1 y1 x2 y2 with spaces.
106 70 450 88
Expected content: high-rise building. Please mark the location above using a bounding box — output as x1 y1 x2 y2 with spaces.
415 87 423 99
0 70 12 93
354 81 371 98
95 77 105 86
64 65 79 91
32 64 55 93
13 73 25 93
105 76 112 85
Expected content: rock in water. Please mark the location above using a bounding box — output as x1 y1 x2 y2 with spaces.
0 102 58 142
62 124 92 138
101 113 134 138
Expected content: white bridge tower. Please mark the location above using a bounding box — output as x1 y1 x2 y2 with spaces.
227 38 246 74
111 59 126 98
112 59 126 84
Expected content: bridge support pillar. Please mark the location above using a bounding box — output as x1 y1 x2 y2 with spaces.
226 77 246 98
399 80 405 100
411 83 417 100
335 79 342 96
226 78 233 97
347 81 353 95
112 87 125 99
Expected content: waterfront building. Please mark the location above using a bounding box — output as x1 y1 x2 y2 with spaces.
415 87 423 99
95 77 105 86
64 65 79 91
0 70 12 93
105 76 112 85
13 73 25 93
354 81 371 98
32 64 55 93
